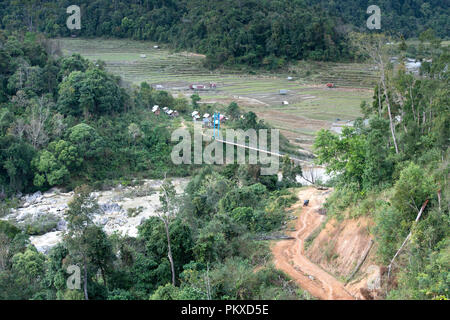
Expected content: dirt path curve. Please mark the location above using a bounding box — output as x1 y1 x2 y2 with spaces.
272 187 355 300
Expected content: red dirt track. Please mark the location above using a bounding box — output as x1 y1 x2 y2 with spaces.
272 188 355 300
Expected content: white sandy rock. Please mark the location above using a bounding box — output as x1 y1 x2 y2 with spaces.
5 178 189 254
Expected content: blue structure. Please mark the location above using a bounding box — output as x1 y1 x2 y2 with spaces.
213 112 220 139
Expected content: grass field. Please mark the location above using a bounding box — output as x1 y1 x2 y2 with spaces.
58 38 374 151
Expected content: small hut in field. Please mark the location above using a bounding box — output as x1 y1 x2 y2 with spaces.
152 105 160 115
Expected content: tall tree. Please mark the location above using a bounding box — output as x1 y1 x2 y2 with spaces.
157 177 179 286
350 33 399 154
64 185 100 300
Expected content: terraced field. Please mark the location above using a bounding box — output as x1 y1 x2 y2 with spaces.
307 62 379 88
58 38 374 151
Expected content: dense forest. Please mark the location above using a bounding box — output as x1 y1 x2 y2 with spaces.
0 0 351 67
0 31 191 197
2 0 448 68
309 0 450 38
0 0 436 68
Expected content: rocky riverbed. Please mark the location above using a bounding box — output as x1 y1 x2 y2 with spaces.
1 178 189 254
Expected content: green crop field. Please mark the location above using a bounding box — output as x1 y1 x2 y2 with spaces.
58 38 374 150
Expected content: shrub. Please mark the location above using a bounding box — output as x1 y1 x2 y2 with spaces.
21 213 59 235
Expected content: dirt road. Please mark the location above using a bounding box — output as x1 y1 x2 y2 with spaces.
272 187 355 300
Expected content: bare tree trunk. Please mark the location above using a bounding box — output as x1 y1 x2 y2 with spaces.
437 190 441 212
379 64 399 154
26 98 49 149
164 220 176 286
83 256 89 300
301 166 317 186
387 200 429 279
409 85 416 122
422 112 426 134
159 177 178 287
377 84 382 117
205 262 212 299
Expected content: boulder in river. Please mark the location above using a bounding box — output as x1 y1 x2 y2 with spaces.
56 220 67 231
23 191 43 204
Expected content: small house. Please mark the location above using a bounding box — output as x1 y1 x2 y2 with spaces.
282 101 289 105
279 89 288 95
152 105 160 115
140 54 147 58
153 45 160 49
192 111 200 121
190 84 206 90
287 76 294 81
155 85 164 90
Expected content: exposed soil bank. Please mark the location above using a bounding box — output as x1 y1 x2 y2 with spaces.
272 187 381 300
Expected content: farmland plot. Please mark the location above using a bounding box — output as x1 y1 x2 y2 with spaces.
58 38 373 150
